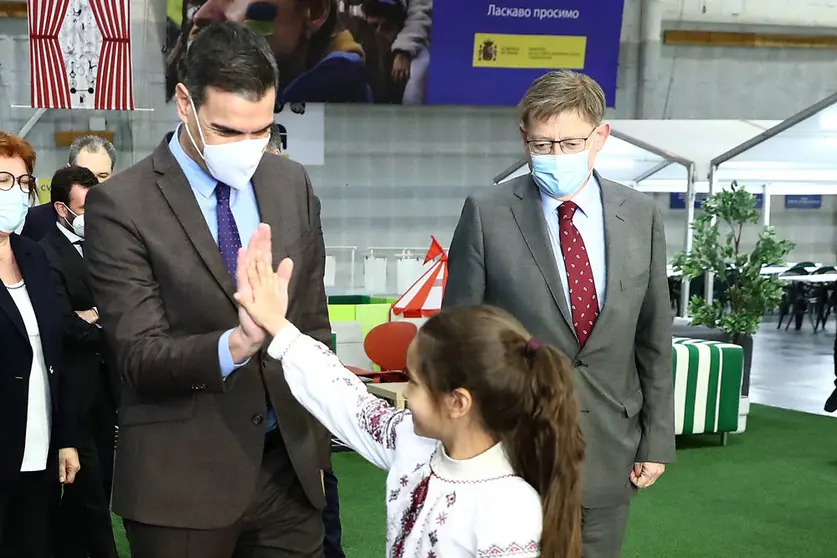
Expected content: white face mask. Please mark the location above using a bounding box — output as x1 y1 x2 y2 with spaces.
183 96 270 190
61 204 85 238
0 187 30 234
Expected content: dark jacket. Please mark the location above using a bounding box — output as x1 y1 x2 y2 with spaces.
0 234 79 490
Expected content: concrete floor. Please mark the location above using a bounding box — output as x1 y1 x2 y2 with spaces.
750 316 837 418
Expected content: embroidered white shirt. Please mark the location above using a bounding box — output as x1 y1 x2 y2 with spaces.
6 280 52 472
268 324 542 558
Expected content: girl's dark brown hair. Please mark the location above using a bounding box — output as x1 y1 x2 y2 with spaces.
415 305 584 558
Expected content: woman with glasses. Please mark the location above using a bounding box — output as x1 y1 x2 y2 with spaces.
0 132 80 557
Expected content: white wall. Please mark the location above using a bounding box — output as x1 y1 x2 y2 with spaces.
664 0 837 27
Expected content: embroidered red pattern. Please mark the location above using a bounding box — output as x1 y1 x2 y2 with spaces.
358 397 406 450
391 475 431 558
477 540 540 557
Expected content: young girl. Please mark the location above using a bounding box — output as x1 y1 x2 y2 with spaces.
235 253 585 558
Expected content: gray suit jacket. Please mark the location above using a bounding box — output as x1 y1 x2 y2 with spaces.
84 136 331 529
442 173 676 508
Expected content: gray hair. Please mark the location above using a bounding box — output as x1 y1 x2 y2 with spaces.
68 135 116 169
518 70 605 128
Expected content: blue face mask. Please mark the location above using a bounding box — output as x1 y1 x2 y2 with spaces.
530 151 592 198
0 187 29 234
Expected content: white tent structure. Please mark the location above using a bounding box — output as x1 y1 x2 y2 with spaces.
391 237 448 320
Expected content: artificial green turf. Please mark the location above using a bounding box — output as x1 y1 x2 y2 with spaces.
114 404 837 557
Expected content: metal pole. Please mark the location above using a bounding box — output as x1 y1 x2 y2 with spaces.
680 162 697 316
17 108 47 139
761 184 771 228
704 164 718 304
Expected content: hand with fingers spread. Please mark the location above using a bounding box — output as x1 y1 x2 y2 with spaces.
228 223 273 362
234 247 294 338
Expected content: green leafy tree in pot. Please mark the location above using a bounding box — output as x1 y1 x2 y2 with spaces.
671 181 795 340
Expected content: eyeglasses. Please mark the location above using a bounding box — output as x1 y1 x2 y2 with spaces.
527 127 598 155
0 171 36 193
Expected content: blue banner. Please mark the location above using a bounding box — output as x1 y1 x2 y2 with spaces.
785 195 822 209
427 1 625 106
670 193 764 210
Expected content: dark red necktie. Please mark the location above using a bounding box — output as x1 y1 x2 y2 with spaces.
558 201 599 347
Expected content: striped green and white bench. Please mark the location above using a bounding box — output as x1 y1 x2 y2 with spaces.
672 338 744 445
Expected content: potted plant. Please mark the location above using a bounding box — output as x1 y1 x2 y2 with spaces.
671 181 795 427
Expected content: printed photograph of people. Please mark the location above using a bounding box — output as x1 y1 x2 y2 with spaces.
164 0 432 107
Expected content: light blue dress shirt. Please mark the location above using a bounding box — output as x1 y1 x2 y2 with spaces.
168 128 277 431
540 175 608 310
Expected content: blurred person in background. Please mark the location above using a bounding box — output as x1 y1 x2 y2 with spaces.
0 132 80 558
192 0 372 103
21 135 116 242
40 166 119 558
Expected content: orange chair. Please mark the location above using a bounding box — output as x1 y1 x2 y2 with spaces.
348 321 417 383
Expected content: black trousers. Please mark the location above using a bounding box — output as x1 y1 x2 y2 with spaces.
124 430 324 558
55 397 118 558
321 468 344 558
0 469 59 558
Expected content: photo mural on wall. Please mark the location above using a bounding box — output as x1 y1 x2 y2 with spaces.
162 0 626 109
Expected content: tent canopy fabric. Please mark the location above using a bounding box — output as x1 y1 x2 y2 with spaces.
392 237 447 319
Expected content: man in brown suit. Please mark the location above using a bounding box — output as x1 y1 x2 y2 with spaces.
443 70 675 557
83 22 331 558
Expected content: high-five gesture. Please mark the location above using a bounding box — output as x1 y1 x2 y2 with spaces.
234 240 294 337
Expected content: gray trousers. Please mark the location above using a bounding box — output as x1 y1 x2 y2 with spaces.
582 505 631 558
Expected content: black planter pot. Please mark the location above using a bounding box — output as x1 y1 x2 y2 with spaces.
671 319 753 397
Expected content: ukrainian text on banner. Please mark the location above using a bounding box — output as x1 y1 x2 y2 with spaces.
28 0 134 110
426 0 625 107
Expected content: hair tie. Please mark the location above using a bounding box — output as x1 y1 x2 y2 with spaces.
525 338 542 357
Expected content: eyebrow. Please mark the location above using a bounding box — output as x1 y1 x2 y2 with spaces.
209 122 274 135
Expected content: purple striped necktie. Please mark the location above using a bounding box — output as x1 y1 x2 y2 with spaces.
215 182 242 282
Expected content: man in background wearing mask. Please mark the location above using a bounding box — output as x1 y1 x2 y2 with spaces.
82 22 331 558
21 135 116 242
38 166 120 558
442 70 675 558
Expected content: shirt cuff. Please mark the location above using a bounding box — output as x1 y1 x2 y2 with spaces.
267 322 302 361
219 329 249 378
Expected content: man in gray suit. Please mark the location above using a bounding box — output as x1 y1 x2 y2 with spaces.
443 70 675 557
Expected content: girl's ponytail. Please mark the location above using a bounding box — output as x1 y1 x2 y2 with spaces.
504 340 585 558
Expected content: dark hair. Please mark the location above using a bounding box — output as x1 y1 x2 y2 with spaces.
266 123 287 153
416 305 584 558
304 0 339 75
51 166 98 206
182 21 278 108
362 0 407 27
68 135 116 169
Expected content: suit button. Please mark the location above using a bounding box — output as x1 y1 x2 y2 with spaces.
252 413 264 425
261 355 269 366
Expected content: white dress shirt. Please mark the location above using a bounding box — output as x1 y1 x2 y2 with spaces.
6 280 52 472
540 175 607 311
56 220 83 256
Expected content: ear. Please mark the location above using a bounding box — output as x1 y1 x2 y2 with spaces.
174 83 193 126
445 387 473 420
53 201 66 218
593 121 611 151
305 0 331 34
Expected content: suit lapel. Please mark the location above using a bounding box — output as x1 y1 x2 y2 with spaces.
583 173 627 351
509 176 576 337
49 228 94 301
152 139 237 304
8 235 53 354
0 240 27 341
251 158 291 266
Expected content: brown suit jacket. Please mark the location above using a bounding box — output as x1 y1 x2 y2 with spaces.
443 173 676 508
84 136 332 529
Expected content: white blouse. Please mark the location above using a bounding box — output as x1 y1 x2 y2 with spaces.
268 323 543 558
6 280 52 472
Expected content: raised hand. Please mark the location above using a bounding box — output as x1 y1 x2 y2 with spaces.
228 224 273 362
234 253 294 337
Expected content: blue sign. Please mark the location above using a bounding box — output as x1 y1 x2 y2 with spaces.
427 1 626 106
669 192 763 210
785 195 822 209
